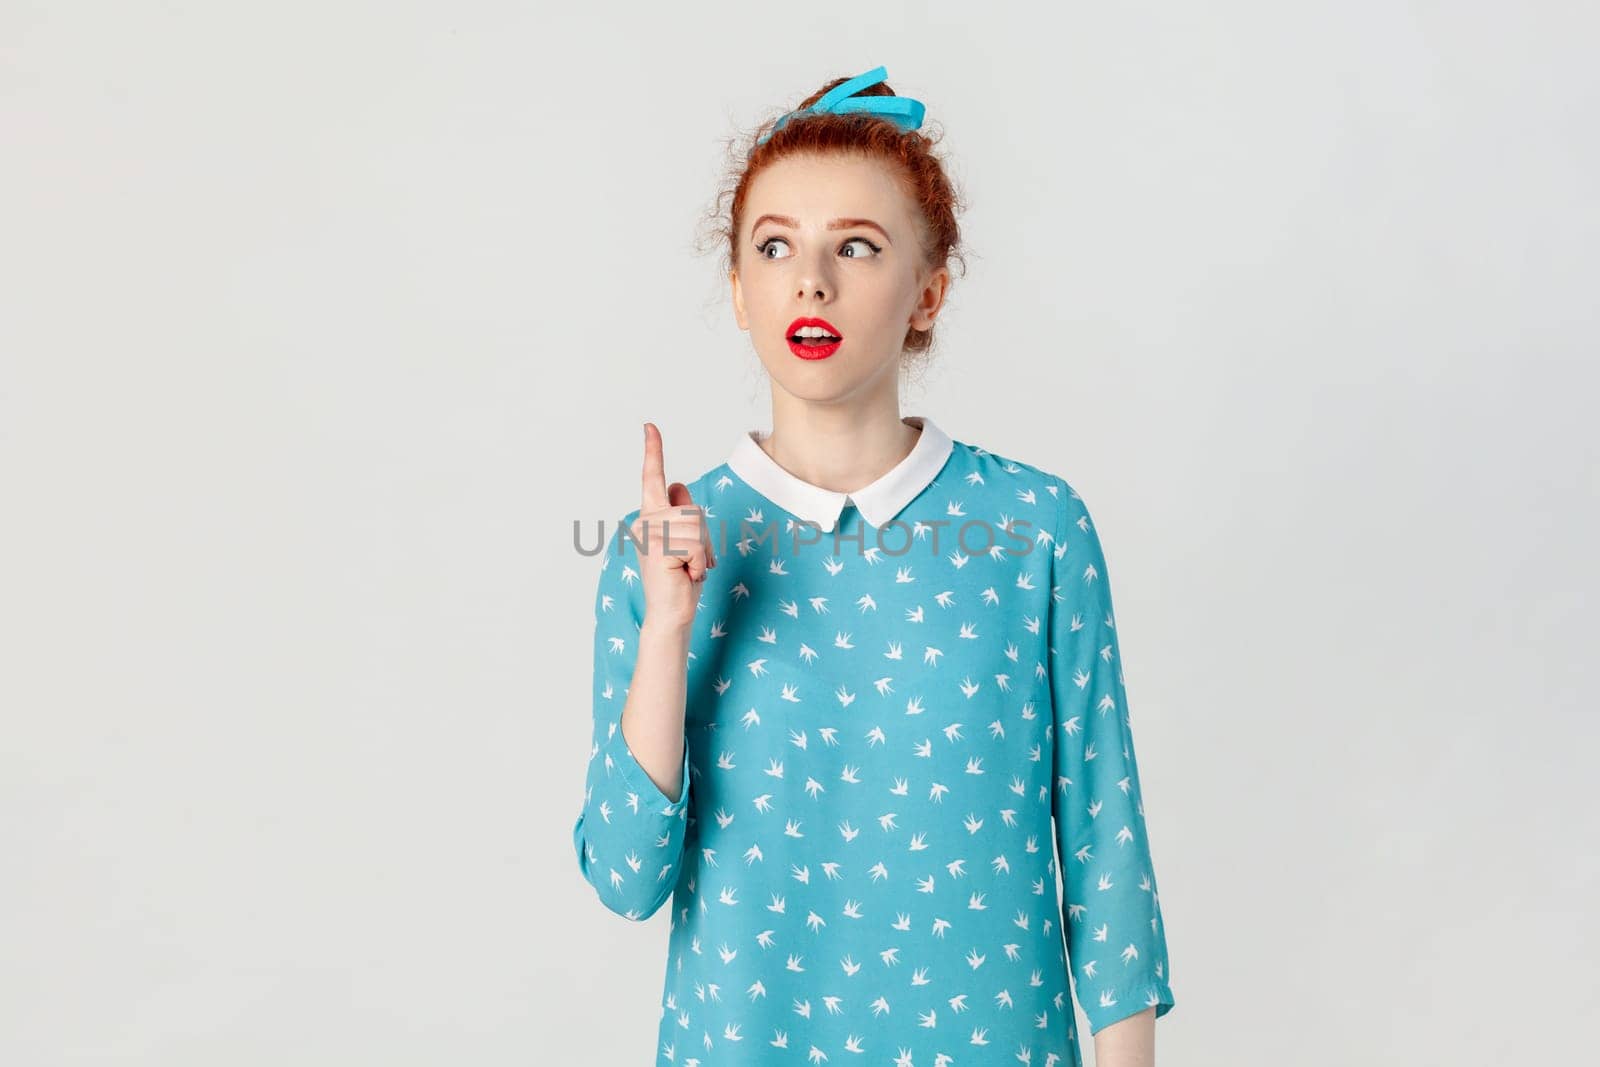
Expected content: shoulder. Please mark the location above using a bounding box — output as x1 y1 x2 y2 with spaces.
945 436 1096 549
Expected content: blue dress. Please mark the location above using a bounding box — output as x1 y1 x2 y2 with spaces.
574 416 1175 1066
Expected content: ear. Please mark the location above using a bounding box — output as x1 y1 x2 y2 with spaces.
730 268 749 331
908 265 951 332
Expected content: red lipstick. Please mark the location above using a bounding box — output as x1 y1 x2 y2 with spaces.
786 316 843 361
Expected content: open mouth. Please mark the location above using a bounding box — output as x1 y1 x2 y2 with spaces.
787 317 843 359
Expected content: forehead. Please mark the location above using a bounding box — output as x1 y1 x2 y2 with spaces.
744 153 913 231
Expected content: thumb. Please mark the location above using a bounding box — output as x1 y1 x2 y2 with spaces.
668 482 716 568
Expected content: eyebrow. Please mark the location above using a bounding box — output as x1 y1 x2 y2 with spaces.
751 214 893 245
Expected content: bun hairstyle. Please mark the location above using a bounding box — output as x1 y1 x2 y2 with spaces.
700 70 969 367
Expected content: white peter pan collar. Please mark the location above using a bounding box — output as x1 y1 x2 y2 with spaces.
726 415 954 533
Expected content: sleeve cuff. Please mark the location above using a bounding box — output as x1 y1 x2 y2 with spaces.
1083 977 1175 1035
604 725 691 813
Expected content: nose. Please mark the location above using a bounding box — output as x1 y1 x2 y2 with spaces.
796 247 833 302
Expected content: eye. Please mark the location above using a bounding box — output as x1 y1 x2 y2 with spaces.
841 237 881 258
755 236 791 260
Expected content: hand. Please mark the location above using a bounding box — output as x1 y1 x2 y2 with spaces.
633 421 716 630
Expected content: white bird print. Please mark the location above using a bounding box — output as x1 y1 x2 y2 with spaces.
806 910 826 932
743 843 762 865
969 1026 989 1045
948 993 968 1012
883 640 902 660
995 989 1013 1007
933 590 956 607
895 566 914 583
856 593 876 612
842 899 862 919
718 886 738 905
757 625 778 644
930 917 951 938
915 875 935 893
911 969 932 988
719 942 737 963
747 658 769 677
741 707 761 728
789 729 808 749
966 947 986 967
820 861 842 880
765 759 784 779
833 631 854 649
834 685 856 706
946 858 967 877
871 996 891 1016
868 861 888 882
968 892 987 911
905 604 924 622
756 929 776 948
908 832 929 851
957 621 979 639
913 739 932 758
822 995 844 1015
822 557 844 576
963 813 983 833
890 777 909 795
753 793 774 813
841 955 861 976
798 642 820 663
780 683 801 702
880 947 901 965
878 813 899 831
840 765 861 784
779 598 800 618
905 696 926 716
959 676 979 697
838 819 859 841
818 726 840 746
928 782 949 803
892 912 912 931
843 1034 864 1053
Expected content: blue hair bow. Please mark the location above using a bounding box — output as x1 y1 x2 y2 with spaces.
757 65 926 146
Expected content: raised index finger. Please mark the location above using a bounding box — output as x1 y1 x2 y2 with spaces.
640 421 670 513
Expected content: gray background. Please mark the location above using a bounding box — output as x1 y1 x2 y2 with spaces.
3 2 1596 1064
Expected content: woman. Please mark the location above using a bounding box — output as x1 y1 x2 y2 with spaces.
573 65 1176 1067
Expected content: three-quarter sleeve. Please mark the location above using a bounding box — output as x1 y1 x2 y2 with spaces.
1045 480 1176 1035
571 510 693 921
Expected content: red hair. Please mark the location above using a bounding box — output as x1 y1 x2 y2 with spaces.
700 72 969 367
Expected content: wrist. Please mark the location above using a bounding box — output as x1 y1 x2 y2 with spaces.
641 614 694 640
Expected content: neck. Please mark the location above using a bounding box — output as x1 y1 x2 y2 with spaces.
759 391 922 494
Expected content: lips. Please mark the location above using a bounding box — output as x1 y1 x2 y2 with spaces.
786 316 843 361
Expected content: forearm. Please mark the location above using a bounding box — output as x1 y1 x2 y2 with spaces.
1092 1006 1156 1067
619 616 692 803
